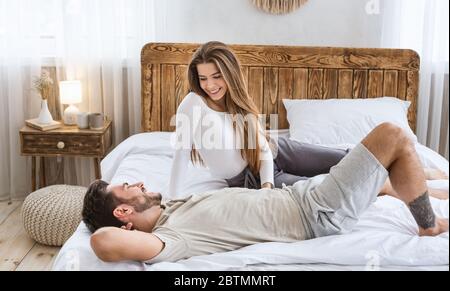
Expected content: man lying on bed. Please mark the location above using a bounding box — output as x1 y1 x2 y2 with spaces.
82 123 449 263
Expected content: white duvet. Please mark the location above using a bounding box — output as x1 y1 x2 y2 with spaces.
53 132 449 271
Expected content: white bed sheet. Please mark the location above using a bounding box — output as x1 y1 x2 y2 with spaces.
53 132 449 271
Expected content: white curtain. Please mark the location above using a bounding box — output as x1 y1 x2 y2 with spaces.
0 0 164 201
0 0 43 202
381 0 449 159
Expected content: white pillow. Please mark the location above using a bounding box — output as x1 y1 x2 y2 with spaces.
283 97 417 145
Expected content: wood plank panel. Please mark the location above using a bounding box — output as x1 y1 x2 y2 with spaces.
397 71 408 100
141 64 152 131
293 68 308 99
161 65 176 131
406 71 419 132
383 70 399 97
248 67 264 113
368 70 384 98
308 69 323 99
150 64 161 131
175 65 189 109
338 69 353 98
353 70 368 98
323 69 338 99
278 68 294 130
264 67 279 117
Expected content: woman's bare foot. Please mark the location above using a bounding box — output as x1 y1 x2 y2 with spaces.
424 168 448 180
428 188 449 200
377 179 448 200
419 218 449 236
377 179 399 198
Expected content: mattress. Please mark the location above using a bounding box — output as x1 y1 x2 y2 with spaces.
53 131 449 271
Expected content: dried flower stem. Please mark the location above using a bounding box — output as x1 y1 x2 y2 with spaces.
33 70 54 100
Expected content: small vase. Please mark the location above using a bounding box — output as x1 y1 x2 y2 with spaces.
37 99 54 124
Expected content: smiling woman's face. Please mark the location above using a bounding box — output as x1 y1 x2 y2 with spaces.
197 62 228 105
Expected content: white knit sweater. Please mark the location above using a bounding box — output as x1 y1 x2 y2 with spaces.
168 92 274 198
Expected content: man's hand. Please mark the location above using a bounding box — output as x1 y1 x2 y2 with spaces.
121 222 133 230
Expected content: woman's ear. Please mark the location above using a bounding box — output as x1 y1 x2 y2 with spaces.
113 204 134 221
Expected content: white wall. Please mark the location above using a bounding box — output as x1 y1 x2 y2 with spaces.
156 0 383 47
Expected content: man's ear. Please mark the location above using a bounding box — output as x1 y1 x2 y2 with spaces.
113 204 134 222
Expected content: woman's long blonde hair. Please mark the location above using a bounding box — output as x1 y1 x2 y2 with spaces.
188 41 265 176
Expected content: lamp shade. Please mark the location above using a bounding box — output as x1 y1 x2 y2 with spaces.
59 81 82 104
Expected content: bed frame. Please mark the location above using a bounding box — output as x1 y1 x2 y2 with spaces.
141 43 419 132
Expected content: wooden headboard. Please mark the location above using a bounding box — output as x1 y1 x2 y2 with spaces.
141 43 419 132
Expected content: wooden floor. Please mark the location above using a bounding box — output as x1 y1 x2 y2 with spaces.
0 200 60 271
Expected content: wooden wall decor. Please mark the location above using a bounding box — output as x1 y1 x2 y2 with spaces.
251 0 308 15
141 43 420 133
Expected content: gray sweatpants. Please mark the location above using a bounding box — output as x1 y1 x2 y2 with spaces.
225 137 349 189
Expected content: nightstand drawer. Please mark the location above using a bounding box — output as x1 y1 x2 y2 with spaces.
21 134 103 156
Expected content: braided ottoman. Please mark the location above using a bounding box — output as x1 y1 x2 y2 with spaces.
21 185 87 246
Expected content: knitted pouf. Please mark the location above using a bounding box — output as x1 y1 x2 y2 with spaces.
21 185 87 246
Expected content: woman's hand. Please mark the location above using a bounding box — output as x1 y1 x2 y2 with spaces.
261 182 273 189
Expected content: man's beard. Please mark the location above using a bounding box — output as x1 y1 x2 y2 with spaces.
133 193 162 213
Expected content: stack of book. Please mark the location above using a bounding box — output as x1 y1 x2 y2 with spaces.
25 119 63 131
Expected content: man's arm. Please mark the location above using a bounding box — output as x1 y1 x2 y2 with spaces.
90 227 164 262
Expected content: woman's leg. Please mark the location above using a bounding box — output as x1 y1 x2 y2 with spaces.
273 137 349 187
273 163 308 188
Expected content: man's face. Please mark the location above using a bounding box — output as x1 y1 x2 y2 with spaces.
107 182 162 212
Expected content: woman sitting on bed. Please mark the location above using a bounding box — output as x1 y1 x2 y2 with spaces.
168 41 447 200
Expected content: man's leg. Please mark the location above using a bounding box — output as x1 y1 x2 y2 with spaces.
361 123 448 236
274 137 448 200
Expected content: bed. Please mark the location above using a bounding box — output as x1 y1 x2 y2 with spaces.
53 43 449 271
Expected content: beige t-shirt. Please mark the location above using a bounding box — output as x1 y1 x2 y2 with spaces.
146 187 307 264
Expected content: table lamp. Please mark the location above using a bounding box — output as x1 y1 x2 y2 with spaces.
60 80 82 125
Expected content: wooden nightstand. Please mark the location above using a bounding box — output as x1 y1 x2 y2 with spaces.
20 120 113 191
